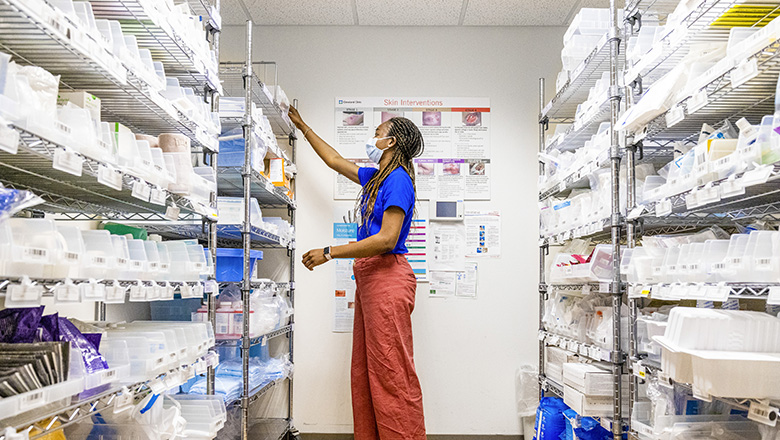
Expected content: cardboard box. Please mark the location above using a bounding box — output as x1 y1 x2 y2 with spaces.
57 91 101 121
545 346 576 384
564 384 629 417
563 362 629 396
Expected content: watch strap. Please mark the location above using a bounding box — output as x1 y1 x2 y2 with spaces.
324 246 333 261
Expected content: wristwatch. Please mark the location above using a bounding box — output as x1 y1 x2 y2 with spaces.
323 246 333 261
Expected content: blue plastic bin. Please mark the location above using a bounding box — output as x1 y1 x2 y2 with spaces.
212 248 263 282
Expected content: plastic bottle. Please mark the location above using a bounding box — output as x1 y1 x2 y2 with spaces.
215 302 233 337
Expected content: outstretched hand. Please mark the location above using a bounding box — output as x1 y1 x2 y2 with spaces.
302 248 328 271
289 105 306 131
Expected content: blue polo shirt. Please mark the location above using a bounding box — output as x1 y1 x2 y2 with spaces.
357 167 415 254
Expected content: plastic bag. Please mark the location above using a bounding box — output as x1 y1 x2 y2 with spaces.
515 365 539 417
0 306 44 343
533 397 569 440
0 186 43 221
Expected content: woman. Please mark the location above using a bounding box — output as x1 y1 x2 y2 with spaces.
289 106 426 440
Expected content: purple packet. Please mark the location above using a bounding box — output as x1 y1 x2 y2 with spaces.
82 333 102 351
0 307 44 343
57 318 108 373
37 313 60 342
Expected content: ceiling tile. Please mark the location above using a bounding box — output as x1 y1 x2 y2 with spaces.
356 0 462 25
463 0 580 26
221 0 355 26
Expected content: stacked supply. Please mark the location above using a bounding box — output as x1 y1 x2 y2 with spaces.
95 321 214 382
0 220 213 289
549 244 613 284
186 356 293 403
193 284 292 339
543 291 629 352
562 363 629 417
654 307 780 400
620 227 780 293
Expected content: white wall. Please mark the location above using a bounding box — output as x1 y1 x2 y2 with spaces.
220 25 564 436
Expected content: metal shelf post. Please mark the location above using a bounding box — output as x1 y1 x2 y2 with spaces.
241 19 253 440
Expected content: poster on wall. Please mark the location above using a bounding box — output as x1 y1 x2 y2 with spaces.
464 210 501 257
333 203 357 333
334 97 491 201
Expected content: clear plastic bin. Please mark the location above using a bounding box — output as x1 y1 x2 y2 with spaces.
701 239 730 283
81 230 118 279
217 197 263 229
164 152 195 195
4 218 69 278
712 234 750 282
56 225 86 279
745 231 780 282
549 245 613 284
126 239 149 279
111 234 131 279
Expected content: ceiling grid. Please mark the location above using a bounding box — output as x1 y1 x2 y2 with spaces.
219 0 613 26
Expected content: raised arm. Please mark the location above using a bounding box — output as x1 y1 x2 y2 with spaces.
289 106 360 184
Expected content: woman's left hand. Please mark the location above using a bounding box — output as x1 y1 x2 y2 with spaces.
302 248 328 271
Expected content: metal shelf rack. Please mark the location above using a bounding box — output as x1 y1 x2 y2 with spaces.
0 0 224 437
621 0 780 437
538 2 627 439
142 221 291 249
0 126 212 221
224 22 298 440
0 0 219 152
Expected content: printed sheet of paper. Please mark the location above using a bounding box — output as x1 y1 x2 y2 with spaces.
429 222 466 271
465 210 501 257
334 159 374 200
429 271 457 298
405 201 429 282
456 263 478 298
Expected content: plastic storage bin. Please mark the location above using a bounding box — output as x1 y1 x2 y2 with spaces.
213 248 263 282
3 218 69 278
549 245 613 284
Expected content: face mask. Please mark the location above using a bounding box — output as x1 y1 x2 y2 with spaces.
365 136 393 164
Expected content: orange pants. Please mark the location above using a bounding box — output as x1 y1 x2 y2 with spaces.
351 253 426 440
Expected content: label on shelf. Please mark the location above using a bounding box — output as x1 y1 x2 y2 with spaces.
688 89 709 114
0 124 19 154
54 281 80 303
627 204 645 220
150 187 166 206
730 58 759 89
193 283 204 298
161 282 175 301
129 281 146 302
633 362 647 379
21 247 48 262
748 401 778 427
685 190 699 209
665 105 685 128
19 389 45 410
697 184 721 206
741 165 773 188
768 286 780 305
7 282 43 307
53 148 84 177
180 283 197 299
81 281 106 301
100 368 117 385
131 181 151 202
655 199 672 216
164 205 180 221
105 282 126 304
114 387 134 413
720 175 746 199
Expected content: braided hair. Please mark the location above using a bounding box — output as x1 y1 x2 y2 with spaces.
355 117 425 228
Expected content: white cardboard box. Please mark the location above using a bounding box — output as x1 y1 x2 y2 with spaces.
58 90 101 121
563 362 629 396
564 384 629 417
545 346 576 384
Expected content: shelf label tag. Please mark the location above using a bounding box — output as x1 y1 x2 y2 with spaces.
149 378 166 394
53 148 83 176
731 58 759 89
165 205 180 221
131 181 151 202
665 105 685 128
160 282 174 301
180 283 197 299
193 283 204 297
129 281 146 302
685 189 699 209
656 199 672 216
688 89 709 114
114 387 134 413
768 287 780 305
697 184 721 206
720 175 745 198
54 280 80 303
150 186 166 206
633 362 647 379
7 278 43 307
627 204 646 220
741 165 772 188
0 124 20 154
748 401 778 427
145 281 160 301
81 280 106 301
105 281 126 304
19 389 45 410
